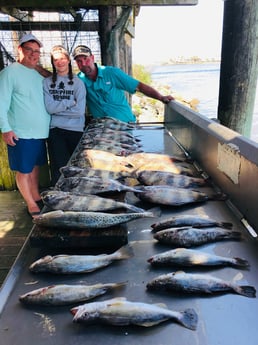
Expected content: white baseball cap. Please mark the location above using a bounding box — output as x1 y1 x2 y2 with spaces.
19 33 43 48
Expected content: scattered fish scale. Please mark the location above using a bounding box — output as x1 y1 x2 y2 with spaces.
146 271 256 298
148 248 250 268
33 210 155 229
151 214 233 232
136 170 207 188
41 190 145 213
29 245 133 274
153 227 242 247
19 282 126 306
71 297 198 330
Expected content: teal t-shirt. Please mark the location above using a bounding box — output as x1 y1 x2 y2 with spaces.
0 62 50 138
78 64 139 123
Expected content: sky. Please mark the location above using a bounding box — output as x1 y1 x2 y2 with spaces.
132 0 224 64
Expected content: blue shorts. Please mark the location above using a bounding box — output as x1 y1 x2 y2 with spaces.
7 138 47 173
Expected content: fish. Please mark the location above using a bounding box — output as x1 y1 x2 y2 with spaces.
41 190 145 213
29 245 133 274
146 271 256 298
134 186 226 206
72 149 135 173
33 209 155 229
151 214 233 232
147 248 250 269
71 297 198 330
56 176 140 195
79 137 142 151
75 143 142 157
88 117 136 130
136 170 207 188
127 152 195 176
19 282 126 306
60 166 130 180
153 227 242 247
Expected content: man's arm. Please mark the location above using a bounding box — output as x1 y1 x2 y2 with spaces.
137 81 174 104
35 64 52 78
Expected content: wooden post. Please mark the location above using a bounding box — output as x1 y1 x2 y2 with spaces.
0 137 16 190
218 0 258 138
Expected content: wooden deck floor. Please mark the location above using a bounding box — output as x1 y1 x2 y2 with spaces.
0 190 32 287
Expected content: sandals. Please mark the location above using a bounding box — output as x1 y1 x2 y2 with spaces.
27 209 41 219
35 199 44 210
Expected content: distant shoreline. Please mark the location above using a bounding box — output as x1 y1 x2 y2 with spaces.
141 59 221 70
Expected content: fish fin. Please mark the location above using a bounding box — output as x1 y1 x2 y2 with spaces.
179 308 198 330
124 204 146 213
235 285 256 298
154 303 167 308
134 319 170 327
146 206 162 218
232 257 250 268
106 282 127 290
114 244 134 259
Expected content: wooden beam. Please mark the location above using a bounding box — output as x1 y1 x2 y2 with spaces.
0 0 198 8
0 21 99 31
218 0 258 138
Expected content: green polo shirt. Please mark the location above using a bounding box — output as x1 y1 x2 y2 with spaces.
78 64 139 123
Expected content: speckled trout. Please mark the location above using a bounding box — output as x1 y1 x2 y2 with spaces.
29 245 133 274
151 214 233 232
146 271 256 298
71 297 198 330
19 282 126 306
153 227 242 247
33 210 155 229
148 248 250 269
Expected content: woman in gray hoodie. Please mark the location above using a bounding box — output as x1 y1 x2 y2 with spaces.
43 45 86 186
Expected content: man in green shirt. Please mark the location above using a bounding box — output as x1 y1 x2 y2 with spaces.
0 34 50 218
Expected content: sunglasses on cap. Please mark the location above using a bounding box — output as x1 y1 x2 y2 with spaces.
73 45 92 59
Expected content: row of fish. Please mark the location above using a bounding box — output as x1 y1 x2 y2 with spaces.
23 117 255 335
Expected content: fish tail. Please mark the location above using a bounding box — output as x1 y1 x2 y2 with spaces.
235 285 256 298
178 308 198 330
209 192 228 201
232 257 250 268
219 222 233 229
228 231 242 240
105 281 127 291
114 244 134 260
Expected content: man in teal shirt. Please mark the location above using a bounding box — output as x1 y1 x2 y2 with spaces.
73 45 174 123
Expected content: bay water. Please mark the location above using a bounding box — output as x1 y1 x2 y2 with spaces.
151 63 258 143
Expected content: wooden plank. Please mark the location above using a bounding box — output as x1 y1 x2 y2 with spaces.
0 0 198 8
0 21 99 32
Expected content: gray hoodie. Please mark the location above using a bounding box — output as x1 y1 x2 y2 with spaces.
43 74 86 132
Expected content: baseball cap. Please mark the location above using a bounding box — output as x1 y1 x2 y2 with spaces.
51 45 70 58
72 45 92 59
19 33 43 48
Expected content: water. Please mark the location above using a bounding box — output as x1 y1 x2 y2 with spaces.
151 63 258 143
